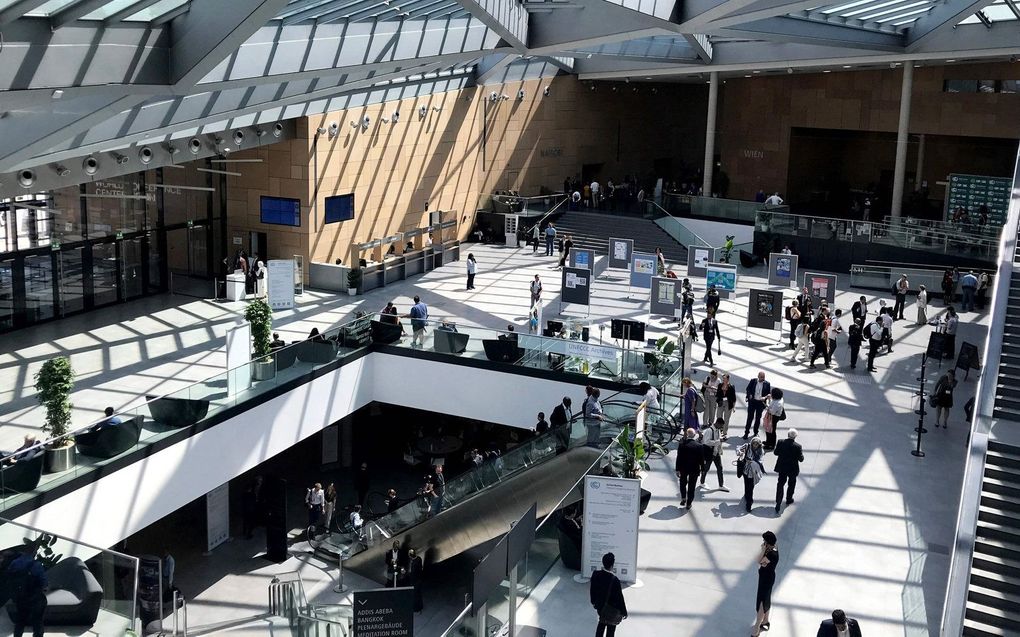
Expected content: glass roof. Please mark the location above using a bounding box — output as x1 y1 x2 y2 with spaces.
25 0 80 16
276 0 468 22
79 0 190 21
958 0 1020 23
811 0 940 29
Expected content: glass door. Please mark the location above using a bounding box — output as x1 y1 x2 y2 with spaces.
23 253 55 323
91 241 119 307
0 258 13 331
121 237 144 300
58 247 85 316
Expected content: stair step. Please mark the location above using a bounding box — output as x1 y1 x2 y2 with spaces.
989 440 1020 455
988 449 1020 470
966 599 1020 631
973 564 1020 597
964 616 1017 636
973 554 1020 579
969 583 1020 615
983 476 1020 500
982 492 1020 515
977 523 1020 548
986 466 1020 485
979 506 1020 530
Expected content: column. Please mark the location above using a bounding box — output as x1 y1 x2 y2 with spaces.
702 71 719 197
890 63 914 219
914 133 926 190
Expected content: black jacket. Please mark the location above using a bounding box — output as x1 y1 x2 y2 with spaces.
773 438 804 476
674 438 705 474
700 317 721 342
817 618 862 637
745 379 771 404
550 403 571 427
716 383 737 409
589 569 627 616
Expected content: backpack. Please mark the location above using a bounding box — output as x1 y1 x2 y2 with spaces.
785 306 793 321
693 389 706 414
891 282 898 296
864 323 876 340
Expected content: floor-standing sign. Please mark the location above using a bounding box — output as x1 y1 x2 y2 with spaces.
746 289 784 341
630 252 656 289
504 214 519 247
650 276 682 318
768 253 798 288
268 259 296 310
561 266 592 316
705 262 738 298
225 322 251 397
353 588 415 636
581 475 641 584
608 238 634 270
687 246 716 278
206 482 230 552
803 272 837 306
570 248 594 270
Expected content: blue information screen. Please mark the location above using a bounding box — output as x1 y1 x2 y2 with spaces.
260 196 301 227
325 194 355 224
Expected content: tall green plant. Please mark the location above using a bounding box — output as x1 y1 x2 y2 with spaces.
347 267 362 291
34 356 74 443
616 424 665 478
244 297 274 360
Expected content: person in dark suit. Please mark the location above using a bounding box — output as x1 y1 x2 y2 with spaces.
817 609 863 637
385 540 406 586
550 397 573 453
674 428 704 509
773 428 804 513
851 296 868 325
405 548 424 612
5 546 47 637
699 310 721 365
589 552 627 637
744 372 771 439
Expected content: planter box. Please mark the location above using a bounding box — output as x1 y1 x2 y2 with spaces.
45 443 77 473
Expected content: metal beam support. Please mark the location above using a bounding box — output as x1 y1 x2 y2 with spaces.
703 0 821 29
906 0 996 49
0 0 50 26
681 0 760 28
714 16 905 50
453 0 530 50
890 62 913 219
103 0 164 23
683 33 713 61
702 71 719 197
475 52 516 82
50 0 114 29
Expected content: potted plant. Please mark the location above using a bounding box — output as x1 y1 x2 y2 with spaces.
645 336 677 380
244 297 276 381
34 356 76 473
347 267 362 296
614 425 658 513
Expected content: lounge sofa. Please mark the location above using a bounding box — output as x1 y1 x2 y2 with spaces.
43 557 103 627
433 329 469 354
295 339 338 364
272 345 298 370
146 395 210 429
75 415 144 459
0 450 44 493
370 320 403 345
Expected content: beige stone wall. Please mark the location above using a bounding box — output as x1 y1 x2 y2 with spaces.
718 62 1020 200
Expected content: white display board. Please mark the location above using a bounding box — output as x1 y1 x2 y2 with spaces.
225 322 251 397
268 259 296 310
205 482 230 552
581 475 641 583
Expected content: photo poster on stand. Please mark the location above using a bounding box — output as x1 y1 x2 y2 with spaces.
747 289 783 330
687 246 716 278
570 248 594 271
205 482 230 553
608 238 634 270
581 475 641 584
225 322 251 397
561 266 592 308
630 252 656 289
267 259 296 310
705 262 737 297
650 276 681 317
768 253 798 287
802 272 837 306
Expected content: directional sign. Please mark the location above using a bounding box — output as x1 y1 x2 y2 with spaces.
353 588 414 637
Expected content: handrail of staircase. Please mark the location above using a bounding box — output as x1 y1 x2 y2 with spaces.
939 149 1020 636
523 194 569 234
647 199 714 249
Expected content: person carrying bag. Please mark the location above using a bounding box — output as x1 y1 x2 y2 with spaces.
590 552 628 636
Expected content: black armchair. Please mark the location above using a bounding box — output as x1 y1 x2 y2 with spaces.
146 395 210 429
433 329 469 354
41 557 104 627
75 416 144 459
371 320 403 345
0 450 44 493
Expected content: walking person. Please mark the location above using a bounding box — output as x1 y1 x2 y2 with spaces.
786 300 802 349
960 270 978 312
655 247 667 275
941 268 954 306
403 295 429 348
550 397 573 452
751 531 780 636
848 319 863 370
916 285 928 325
851 295 868 326
465 253 477 290
531 223 540 253
682 377 701 431
716 373 737 440
700 417 729 491
705 286 721 316
762 388 784 451
977 271 990 310
737 437 766 512
880 307 894 353
583 386 605 448
323 483 337 531
589 552 627 637
675 428 704 509
791 319 811 362
528 308 539 334
933 369 957 428
817 609 863 637
808 310 831 369
773 429 803 514
5 545 47 637
828 309 844 364
744 372 771 439
544 223 556 256
530 274 543 307
680 283 695 323
893 273 909 320
701 369 720 427
305 483 325 530
700 311 721 365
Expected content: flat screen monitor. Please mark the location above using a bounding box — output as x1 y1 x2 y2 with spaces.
542 328 557 338
260 196 301 227
324 194 354 223
547 320 563 333
611 319 645 342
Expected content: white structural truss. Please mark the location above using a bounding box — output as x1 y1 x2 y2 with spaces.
0 0 1017 177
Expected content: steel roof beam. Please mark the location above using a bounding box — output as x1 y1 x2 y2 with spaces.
452 0 529 50
0 0 52 26
50 0 114 29
712 15 905 49
905 0 996 49
102 0 164 23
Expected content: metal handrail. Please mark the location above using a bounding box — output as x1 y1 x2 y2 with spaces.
648 199 714 248
939 148 1020 636
172 590 189 637
523 194 568 234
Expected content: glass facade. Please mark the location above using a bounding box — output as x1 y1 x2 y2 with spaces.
0 160 227 333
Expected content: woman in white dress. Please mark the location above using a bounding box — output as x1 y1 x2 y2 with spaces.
916 284 928 325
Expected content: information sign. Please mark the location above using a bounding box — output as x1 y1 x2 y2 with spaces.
268 259 296 309
581 475 640 584
768 253 798 287
353 588 414 637
650 276 681 317
206 483 230 552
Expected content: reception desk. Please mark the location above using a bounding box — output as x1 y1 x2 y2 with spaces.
225 273 246 301
309 241 461 294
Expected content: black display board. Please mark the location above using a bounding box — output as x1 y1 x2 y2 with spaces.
747 289 783 330
353 588 414 636
472 537 508 614
956 341 981 371
562 267 592 306
649 277 681 317
926 332 948 360
264 477 289 562
507 504 537 570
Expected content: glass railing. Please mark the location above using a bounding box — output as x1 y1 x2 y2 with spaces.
654 211 712 248
756 210 999 259
661 192 786 223
487 193 568 218
297 604 352 636
0 517 139 636
849 264 956 294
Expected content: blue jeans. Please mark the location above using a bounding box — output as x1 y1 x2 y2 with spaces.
962 287 975 311
545 236 554 255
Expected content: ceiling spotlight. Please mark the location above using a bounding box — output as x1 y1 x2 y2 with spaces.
83 156 99 175
611 86 617 92
362 115 371 129
189 138 202 154
823 70 832 73
753 70 760 74
316 126 327 135
54 164 70 177
590 84 596 92
651 88 657 94
214 136 224 146
272 122 284 137
744 74 751 78
381 117 390 123
138 146 153 164
52 89 63 99
419 105 428 118
946 59 956 63
843 65 852 68
392 111 400 123
328 121 339 137
350 120 360 129
17 169 36 188
232 130 245 145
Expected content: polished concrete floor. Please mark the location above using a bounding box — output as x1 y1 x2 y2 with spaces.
0 239 986 637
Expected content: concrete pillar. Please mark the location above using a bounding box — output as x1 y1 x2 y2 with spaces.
914 133 926 190
702 71 719 197
890 63 914 219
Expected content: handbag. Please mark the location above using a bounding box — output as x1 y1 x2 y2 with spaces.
598 574 625 626
736 458 746 478
777 408 787 422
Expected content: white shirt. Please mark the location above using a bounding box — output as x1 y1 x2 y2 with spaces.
643 387 660 409
829 316 844 342
350 510 363 528
467 259 476 274
917 290 927 307
590 181 600 194
881 313 893 329
307 488 324 507
751 380 767 401
765 195 783 206
781 248 791 255
898 278 909 293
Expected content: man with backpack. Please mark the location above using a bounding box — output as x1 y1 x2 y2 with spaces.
4 547 47 637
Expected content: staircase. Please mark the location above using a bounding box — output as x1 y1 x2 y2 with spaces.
550 210 688 266
965 440 1020 636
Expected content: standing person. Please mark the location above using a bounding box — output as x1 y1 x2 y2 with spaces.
817 609 863 637
847 319 863 370
786 300 802 349
382 301 400 325
765 192 784 207
531 223 540 253
942 306 959 359
544 223 557 256
808 310 831 369
716 373 737 440
680 283 695 323
762 388 784 451
589 552 627 637
773 428 804 513
704 286 721 316
682 377 701 431
933 369 957 428
700 417 728 491
829 309 844 364
699 311 721 365
744 372 771 439
583 387 605 448
655 247 667 275
528 308 540 334
893 274 909 320
465 253 477 290
851 296 868 326
403 295 429 348
406 549 424 612
550 397 573 452
791 319 811 362
535 412 549 434
797 287 814 319
916 285 929 325
751 531 780 636
701 369 720 427
432 465 446 514
355 462 371 506
530 274 543 307
880 307 894 353
5 546 47 637
951 267 961 304
675 428 704 509
305 483 324 529
941 268 954 306
737 437 766 512
865 315 883 372
559 234 574 268
635 381 660 432
977 271 990 310
679 318 697 378
960 270 978 312
323 483 337 531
